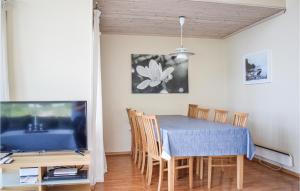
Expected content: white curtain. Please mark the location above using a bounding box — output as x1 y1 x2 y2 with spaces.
0 0 10 101
90 8 106 184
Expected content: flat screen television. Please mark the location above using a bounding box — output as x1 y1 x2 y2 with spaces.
0 101 87 153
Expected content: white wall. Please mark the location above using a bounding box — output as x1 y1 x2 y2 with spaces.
101 34 227 152
7 0 93 102
225 0 300 173
6 0 94 149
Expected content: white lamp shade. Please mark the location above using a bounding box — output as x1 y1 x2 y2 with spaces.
176 53 188 61
168 47 194 61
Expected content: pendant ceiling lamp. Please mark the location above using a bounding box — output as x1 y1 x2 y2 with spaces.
168 16 195 61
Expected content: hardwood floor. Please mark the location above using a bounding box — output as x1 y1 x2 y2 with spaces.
95 155 300 191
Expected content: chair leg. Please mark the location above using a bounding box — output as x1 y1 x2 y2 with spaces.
138 150 142 169
196 157 200 176
132 138 136 160
175 160 179 179
158 159 164 191
180 159 186 177
131 140 134 159
147 156 153 185
146 159 149 181
141 151 146 174
134 146 138 164
208 156 212 189
200 157 204 180
131 145 134 160
189 157 193 189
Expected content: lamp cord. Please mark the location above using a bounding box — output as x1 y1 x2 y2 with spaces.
180 24 183 48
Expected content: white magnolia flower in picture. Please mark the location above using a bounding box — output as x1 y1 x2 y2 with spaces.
136 59 174 90
131 54 189 94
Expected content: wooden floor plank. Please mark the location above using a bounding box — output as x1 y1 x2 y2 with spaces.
95 155 300 191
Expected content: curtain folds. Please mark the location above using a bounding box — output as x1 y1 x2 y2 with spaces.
0 0 10 101
90 8 106 184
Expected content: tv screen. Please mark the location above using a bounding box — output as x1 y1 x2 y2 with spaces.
0 101 87 153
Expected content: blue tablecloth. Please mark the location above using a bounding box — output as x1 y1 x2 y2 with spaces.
158 115 255 160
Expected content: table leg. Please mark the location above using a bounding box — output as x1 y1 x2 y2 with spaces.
208 156 212 189
200 157 204 180
188 157 193 188
168 157 175 191
237 155 244 190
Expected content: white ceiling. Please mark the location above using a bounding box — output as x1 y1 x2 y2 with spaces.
95 0 286 39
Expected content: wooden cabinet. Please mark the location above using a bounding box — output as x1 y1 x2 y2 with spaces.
0 152 91 191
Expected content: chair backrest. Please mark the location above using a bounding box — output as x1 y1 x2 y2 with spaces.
196 107 210 120
126 108 133 128
126 108 135 146
129 110 141 148
136 112 147 152
213 109 229 123
142 115 162 159
188 104 198 118
126 108 131 114
233 112 248 127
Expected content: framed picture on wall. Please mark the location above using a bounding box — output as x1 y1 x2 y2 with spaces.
243 50 272 85
131 54 189 94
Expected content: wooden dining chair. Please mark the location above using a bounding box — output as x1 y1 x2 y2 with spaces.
213 109 229 123
142 115 194 191
135 112 148 174
188 104 198 118
129 110 142 165
196 109 229 180
207 112 249 189
126 108 135 160
134 112 146 170
213 109 230 173
195 107 210 179
186 104 200 178
195 107 210 120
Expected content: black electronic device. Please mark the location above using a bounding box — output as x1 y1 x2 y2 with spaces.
0 101 87 153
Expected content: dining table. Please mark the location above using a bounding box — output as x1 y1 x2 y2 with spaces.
157 115 256 191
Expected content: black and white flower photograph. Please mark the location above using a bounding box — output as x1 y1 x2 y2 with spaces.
243 50 272 84
131 54 189 94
